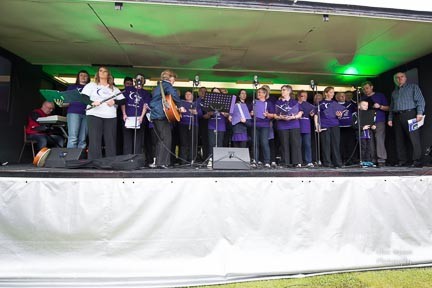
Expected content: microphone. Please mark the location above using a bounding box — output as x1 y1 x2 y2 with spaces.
193 75 200 86
310 80 315 90
135 74 144 88
253 75 259 87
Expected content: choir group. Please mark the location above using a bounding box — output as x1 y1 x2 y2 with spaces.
26 67 426 169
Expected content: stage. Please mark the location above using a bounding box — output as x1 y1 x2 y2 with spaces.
0 162 431 178
1 164 432 287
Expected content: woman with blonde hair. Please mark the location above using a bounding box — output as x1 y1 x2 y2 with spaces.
82 66 125 160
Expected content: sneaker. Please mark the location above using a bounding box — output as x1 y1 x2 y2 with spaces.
250 161 257 168
306 163 314 168
149 163 157 169
207 159 212 168
294 163 302 168
257 161 263 166
264 163 271 168
271 162 277 168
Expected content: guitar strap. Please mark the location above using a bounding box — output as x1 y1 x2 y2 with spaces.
160 81 169 109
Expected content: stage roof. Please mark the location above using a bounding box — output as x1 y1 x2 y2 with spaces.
0 0 431 87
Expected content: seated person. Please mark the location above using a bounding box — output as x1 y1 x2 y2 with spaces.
26 101 65 152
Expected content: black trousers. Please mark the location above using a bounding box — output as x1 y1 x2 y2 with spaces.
360 138 373 162
278 128 302 165
123 125 144 155
198 118 210 161
153 119 172 166
340 126 357 164
179 124 198 163
393 110 422 163
87 116 117 160
233 141 247 148
320 126 342 167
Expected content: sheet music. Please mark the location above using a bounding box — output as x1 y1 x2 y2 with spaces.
408 115 425 132
125 117 141 129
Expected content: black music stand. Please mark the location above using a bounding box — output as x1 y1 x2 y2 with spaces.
201 92 236 167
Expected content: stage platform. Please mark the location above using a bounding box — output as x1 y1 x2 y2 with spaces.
0 163 431 178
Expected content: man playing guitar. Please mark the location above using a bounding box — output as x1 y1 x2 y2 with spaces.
149 70 186 168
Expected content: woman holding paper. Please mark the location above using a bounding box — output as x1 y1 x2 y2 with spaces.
121 74 151 155
250 87 274 168
65 70 90 149
230 90 251 148
274 85 303 168
313 86 343 168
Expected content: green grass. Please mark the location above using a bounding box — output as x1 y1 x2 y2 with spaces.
193 268 432 288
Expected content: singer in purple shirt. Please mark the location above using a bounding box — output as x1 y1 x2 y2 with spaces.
203 88 229 154
297 90 314 167
314 86 343 168
274 85 303 167
65 70 90 148
361 81 389 165
179 90 202 164
121 74 151 155
250 87 275 167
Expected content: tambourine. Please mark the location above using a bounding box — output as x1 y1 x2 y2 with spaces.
33 147 51 167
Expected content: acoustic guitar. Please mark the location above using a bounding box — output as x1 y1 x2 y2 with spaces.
160 82 181 122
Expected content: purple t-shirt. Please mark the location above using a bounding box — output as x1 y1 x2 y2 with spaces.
318 100 341 128
232 132 248 142
299 102 311 134
180 100 201 127
253 100 275 128
66 84 87 115
338 101 357 127
208 112 226 132
122 87 151 117
275 99 301 130
361 92 388 123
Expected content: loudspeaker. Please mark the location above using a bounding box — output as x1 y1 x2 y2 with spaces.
45 148 85 168
212 147 250 170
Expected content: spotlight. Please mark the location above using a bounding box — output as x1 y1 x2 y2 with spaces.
114 2 123 10
323 14 329 22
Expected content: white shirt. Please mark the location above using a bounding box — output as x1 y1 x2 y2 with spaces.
82 82 125 118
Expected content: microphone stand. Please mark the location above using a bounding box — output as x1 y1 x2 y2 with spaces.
190 80 198 166
355 87 363 166
314 84 322 166
252 80 258 167
133 87 142 155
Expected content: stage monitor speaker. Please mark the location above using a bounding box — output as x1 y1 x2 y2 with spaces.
45 148 85 168
212 147 250 170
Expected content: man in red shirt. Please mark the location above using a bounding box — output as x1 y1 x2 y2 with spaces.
26 101 64 152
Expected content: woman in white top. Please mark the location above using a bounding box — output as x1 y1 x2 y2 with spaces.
81 66 125 160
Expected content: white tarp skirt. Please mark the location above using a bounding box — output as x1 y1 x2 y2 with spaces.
1 176 432 287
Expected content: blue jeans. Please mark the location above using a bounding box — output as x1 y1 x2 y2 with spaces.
27 134 64 152
301 133 312 164
253 127 270 164
67 113 88 148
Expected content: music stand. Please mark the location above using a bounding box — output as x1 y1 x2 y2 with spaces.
201 92 236 166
